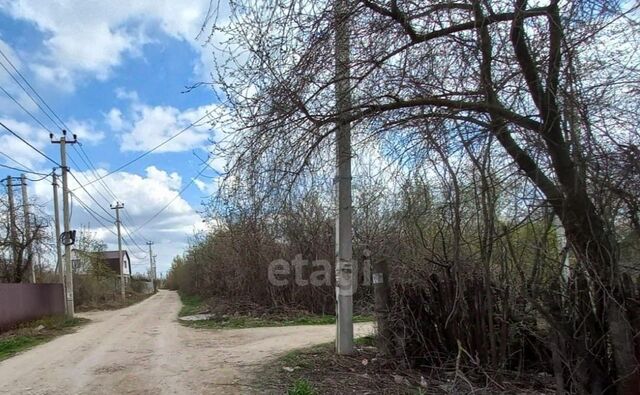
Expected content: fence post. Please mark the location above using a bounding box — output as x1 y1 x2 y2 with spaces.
373 258 392 355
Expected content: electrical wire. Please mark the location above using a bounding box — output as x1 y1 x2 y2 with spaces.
0 163 49 176
121 222 149 255
0 44 153 259
0 84 56 134
0 121 60 166
68 170 116 222
0 151 41 174
0 54 63 131
70 191 118 238
67 152 115 208
71 144 151 243
0 43 204 252
76 144 118 201
24 172 52 182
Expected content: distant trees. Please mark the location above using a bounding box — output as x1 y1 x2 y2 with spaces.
192 0 640 392
72 228 111 277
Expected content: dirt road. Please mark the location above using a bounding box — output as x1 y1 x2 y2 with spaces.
0 290 372 394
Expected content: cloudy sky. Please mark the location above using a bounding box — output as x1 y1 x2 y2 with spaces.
0 1 226 276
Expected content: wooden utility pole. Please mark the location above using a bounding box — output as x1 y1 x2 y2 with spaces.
334 0 354 354
6 176 18 276
51 130 77 318
111 202 125 302
21 174 35 283
52 171 65 286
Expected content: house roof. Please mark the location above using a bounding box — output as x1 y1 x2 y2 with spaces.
102 250 131 261
71 249 131 276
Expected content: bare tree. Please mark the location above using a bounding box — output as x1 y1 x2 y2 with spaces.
204 0 640 392
0 193 50 283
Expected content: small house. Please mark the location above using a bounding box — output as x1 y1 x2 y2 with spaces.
69 249 132 281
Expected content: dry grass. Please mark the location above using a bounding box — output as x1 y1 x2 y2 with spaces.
76 291 154 312
255 337 556 394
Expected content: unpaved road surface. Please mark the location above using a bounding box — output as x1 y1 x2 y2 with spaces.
0 290 372 394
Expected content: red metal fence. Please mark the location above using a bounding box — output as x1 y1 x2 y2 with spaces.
0 283 65 331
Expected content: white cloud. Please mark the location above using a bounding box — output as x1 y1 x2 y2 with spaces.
0 37 21 70
194 178 217 196
145 165 182 191
0 38 47 117
105 108 126 132
65 119 105 145
115 88 140 102
113 99 219 153
31 165 204 275
0 117 52 169
0 0 221 90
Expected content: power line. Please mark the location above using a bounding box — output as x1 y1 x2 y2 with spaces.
72 144 150 243
68 170 116 221
67 151 116 208
0 84 55 134
121 222 149 254
0 121 60 166
75 144 119 202
120 223 148 259
24 172 52 182
70 191 118 238
0 53 63 131
0 151 40 173
0 45 120 213
0 163 49 176
69 165 147 258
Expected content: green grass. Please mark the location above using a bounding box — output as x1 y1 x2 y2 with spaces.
0 316 89 361
287 379 317 395
182 313 373 329
177 292 207 317
0 336 45 360
177 292 373 329
354 334 375 346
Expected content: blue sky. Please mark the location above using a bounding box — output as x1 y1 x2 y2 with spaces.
0 1 226 275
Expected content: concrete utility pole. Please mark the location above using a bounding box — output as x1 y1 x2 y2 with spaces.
334 0 354 354
52 171 65 286
51 130 78 318
6 176 18 277
146 242 157 293
146 241 153 277
152 255 158 292
111 202 125 302
21 174 35 283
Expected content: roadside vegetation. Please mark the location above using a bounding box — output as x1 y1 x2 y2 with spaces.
177 291 371 329
72 229 156 312
166 1 640 393
258 337 555 394
76 289 154 312
0 316 89 361
177 291 206 317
